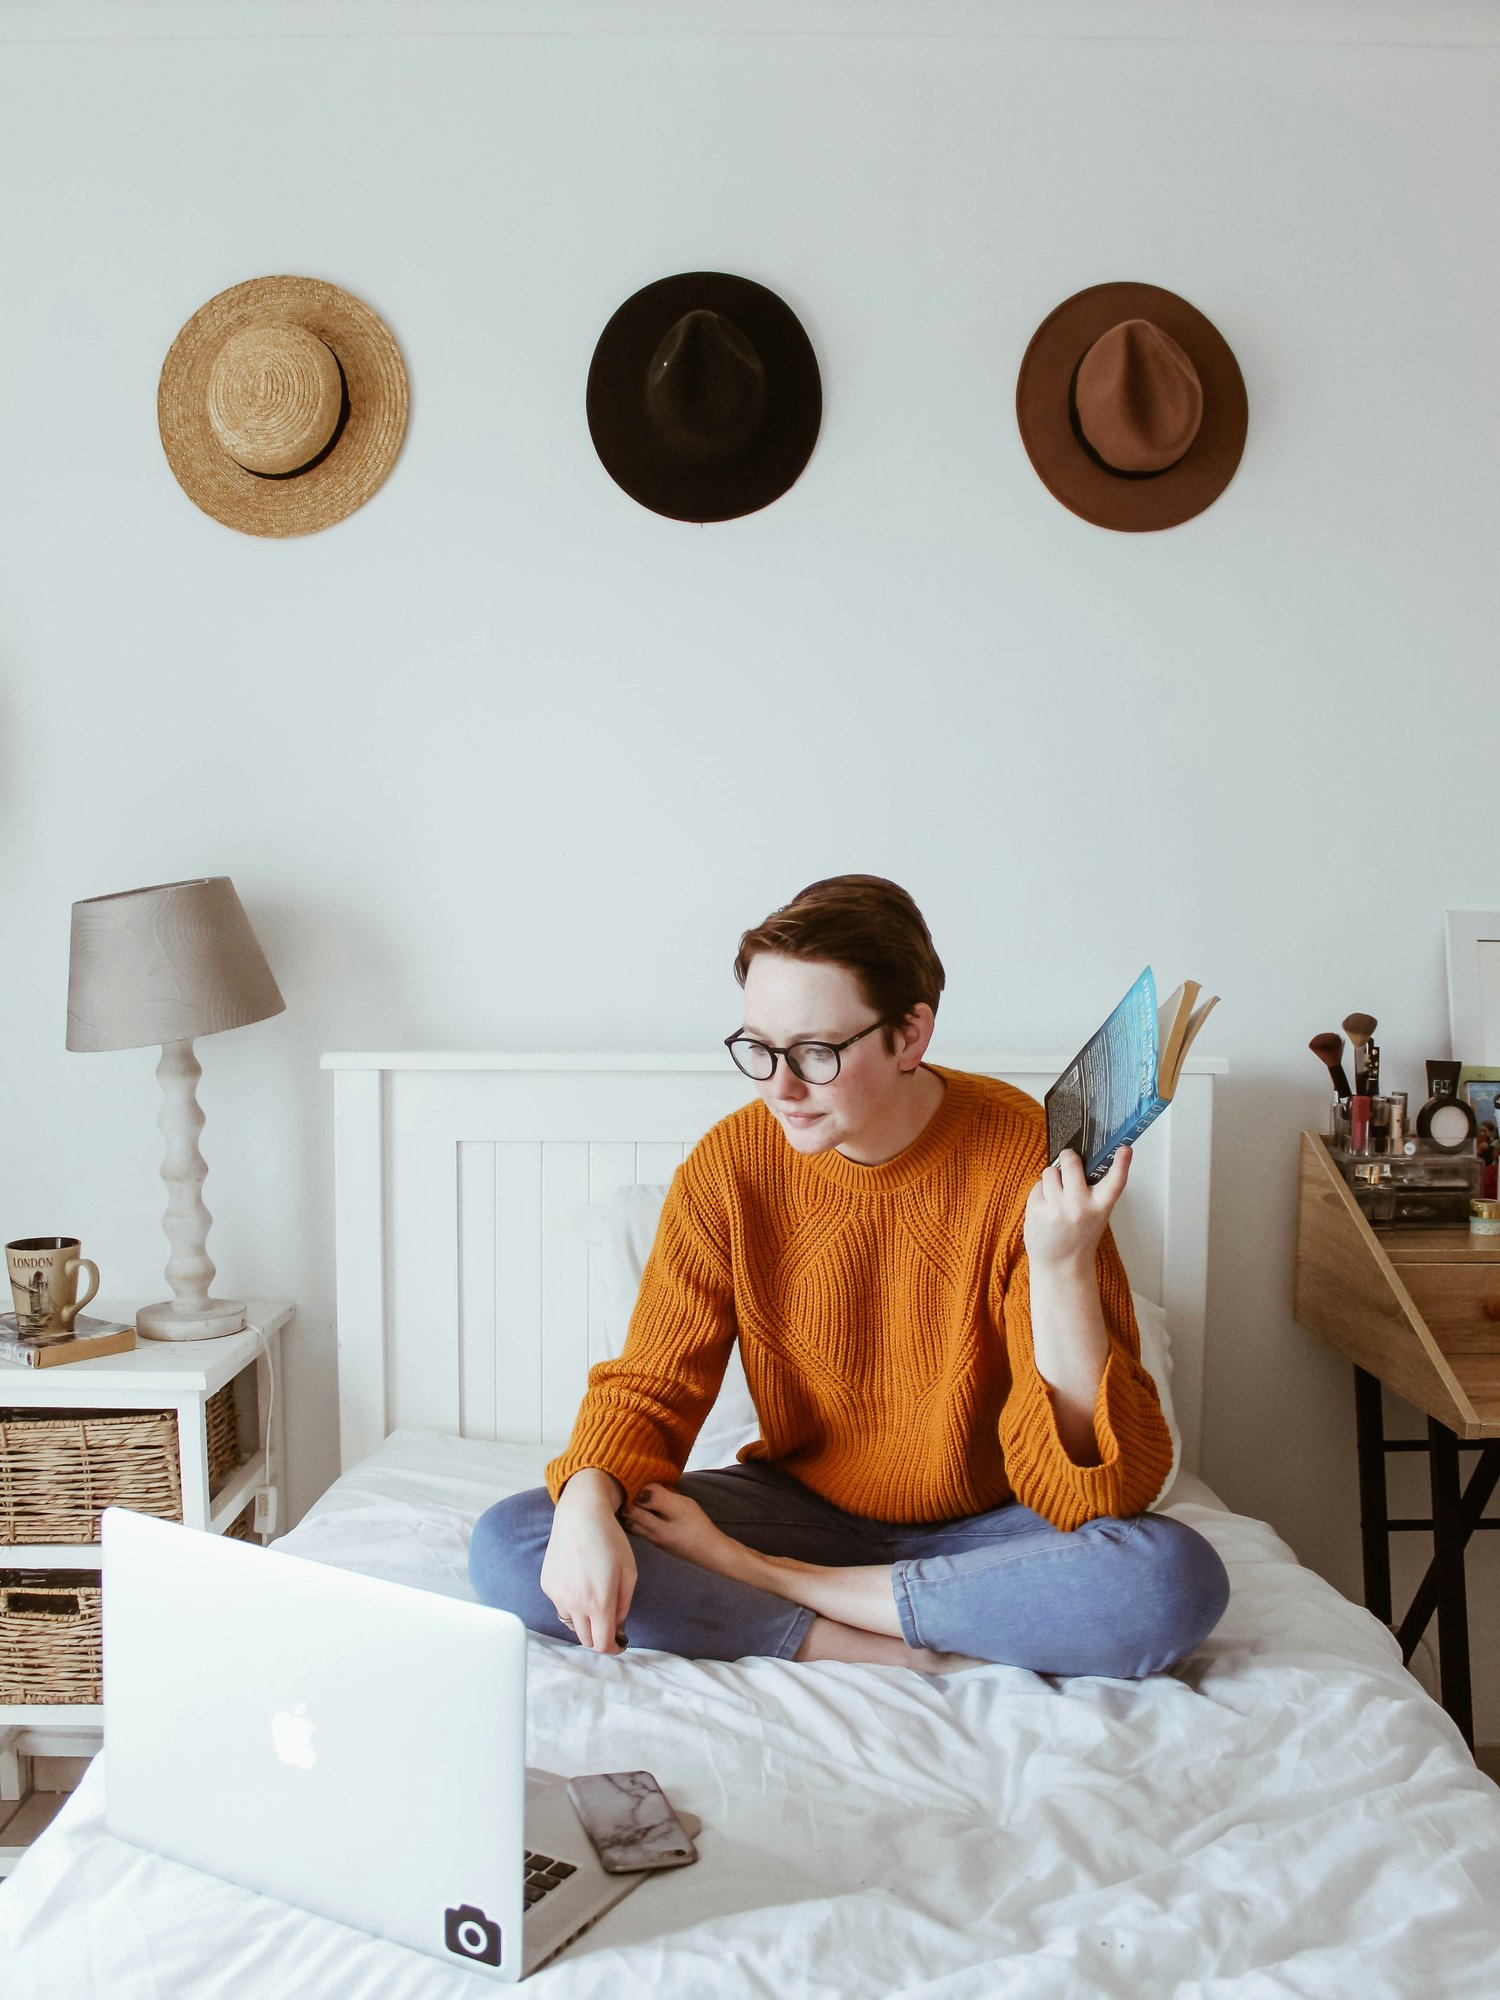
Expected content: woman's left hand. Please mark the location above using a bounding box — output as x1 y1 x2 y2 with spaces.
1023 1144 1131 1274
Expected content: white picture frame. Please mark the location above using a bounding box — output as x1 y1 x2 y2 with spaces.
1443 911 1500 1067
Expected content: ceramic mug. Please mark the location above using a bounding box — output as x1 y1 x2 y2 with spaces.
6 1236 101 1333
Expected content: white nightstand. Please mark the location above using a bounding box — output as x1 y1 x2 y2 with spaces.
0 1299 293 1873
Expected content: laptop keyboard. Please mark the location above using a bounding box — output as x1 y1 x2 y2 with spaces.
523 1849 578 1907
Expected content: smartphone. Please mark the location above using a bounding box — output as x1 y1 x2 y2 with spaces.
565 1770 699 1874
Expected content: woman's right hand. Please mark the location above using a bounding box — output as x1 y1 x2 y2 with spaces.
540 1471 638 1654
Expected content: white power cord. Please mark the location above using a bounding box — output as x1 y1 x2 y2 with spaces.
1410 1629 1441 1697
245 1317 278 1540
1391 1621 1441 1700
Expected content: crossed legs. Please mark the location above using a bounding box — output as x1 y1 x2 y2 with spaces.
469 1467 1231 1675
623 1483 975 1671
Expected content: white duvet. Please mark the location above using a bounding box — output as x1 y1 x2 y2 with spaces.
4 1429 1500 1999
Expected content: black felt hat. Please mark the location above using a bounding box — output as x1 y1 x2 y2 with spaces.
586 271 822 523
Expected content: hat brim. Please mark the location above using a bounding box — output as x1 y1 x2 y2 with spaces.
587 272 822 523
158 276 408 538
1016 282 1247 532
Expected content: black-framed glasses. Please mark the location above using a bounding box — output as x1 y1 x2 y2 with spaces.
724 1018 891 1085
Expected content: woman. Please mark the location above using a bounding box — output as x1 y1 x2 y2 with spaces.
468 875 1229 1676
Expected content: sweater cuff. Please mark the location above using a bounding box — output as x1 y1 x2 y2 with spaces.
545 1425 687 1508
1000 1340 1176 1534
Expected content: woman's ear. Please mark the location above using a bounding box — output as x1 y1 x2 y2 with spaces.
898 1002 936 1070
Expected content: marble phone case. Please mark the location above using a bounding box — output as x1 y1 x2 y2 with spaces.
565 1770 699 1873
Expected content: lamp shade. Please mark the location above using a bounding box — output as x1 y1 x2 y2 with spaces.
67 876 285 1052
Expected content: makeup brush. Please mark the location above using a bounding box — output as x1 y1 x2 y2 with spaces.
1343 1013 1378 1096
1310 1032 1353 1101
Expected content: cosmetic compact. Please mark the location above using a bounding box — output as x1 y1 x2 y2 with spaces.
1415 1059 1478 1153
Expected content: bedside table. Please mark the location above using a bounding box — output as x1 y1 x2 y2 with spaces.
1294 1133 1500 1749
0 1299 293 1873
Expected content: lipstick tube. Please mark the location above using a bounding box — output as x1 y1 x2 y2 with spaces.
1387 1092 1408 1152
1350 1095 1372 1153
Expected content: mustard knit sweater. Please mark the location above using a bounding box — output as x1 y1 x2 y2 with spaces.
545 1064 1174 1532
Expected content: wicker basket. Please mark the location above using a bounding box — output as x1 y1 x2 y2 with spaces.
0 1381 246 1545
0 1569 102 1704
205 1381 242 1494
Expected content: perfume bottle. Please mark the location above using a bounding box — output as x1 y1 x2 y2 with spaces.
1415 1060 1477 1153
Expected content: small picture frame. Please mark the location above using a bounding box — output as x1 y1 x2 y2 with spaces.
1460 1069 1500 1198
1443 911 1500 1066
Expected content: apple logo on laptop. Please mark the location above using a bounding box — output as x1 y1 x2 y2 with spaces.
271 1702 316 1770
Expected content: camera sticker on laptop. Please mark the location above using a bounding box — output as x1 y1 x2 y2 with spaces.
445 1902 503 1967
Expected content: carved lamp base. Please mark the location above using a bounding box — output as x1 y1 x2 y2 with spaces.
138 1038 250 1343
137 1296 248 1342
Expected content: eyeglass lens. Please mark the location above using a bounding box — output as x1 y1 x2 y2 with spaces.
733 1041 841 1084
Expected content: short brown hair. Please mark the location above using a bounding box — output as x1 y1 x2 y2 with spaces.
733 876 946 1052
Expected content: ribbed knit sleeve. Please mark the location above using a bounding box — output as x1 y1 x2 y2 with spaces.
994 1224 1176 1533
544 1160 738 1507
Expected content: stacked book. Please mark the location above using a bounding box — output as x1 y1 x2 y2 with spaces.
0 1312 137 1368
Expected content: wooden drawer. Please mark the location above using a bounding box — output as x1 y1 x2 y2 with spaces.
1397 1262 1500 1355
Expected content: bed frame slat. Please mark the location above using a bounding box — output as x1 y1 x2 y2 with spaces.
541 1144 590 1447
458 1143 498 1442
496 1144 545 1444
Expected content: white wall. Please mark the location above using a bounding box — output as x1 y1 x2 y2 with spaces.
3 1 1497 1730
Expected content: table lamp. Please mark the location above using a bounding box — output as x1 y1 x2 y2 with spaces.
66 876 285 1340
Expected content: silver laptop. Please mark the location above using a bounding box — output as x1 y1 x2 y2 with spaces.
101 1506 695 1982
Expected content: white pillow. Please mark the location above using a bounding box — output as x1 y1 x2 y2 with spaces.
565 1183 760 1473
1131 1291 1182 1509
566 1182 1181 1505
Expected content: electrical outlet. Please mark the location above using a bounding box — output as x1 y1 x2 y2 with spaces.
253 1487 278 1535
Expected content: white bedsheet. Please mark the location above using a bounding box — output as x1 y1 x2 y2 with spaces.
4 1430 1500 1998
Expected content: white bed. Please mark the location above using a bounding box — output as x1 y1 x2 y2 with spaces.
4 1053 1500 1999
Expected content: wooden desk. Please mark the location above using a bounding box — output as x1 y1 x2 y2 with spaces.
1294 1132 1500 1748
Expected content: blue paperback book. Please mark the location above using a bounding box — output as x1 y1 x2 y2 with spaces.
1045 967 1220 1184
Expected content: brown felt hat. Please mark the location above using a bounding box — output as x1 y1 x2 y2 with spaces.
587 271 821 523
158 276 409 538
1016 282 1247 532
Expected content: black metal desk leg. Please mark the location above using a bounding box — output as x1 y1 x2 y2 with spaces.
1427 1417 1474 1750
1353 1367 1392 1625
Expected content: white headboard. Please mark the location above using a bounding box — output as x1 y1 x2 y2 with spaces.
319 1054 1224 1480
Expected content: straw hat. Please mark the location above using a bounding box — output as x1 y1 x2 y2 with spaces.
158 276 408 537
587 271 821 522
1015 282 1247 531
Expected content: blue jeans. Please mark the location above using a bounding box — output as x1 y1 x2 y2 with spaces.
467 1460 1231 1678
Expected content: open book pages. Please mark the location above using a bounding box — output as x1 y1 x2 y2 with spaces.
1045 967 1219 1183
